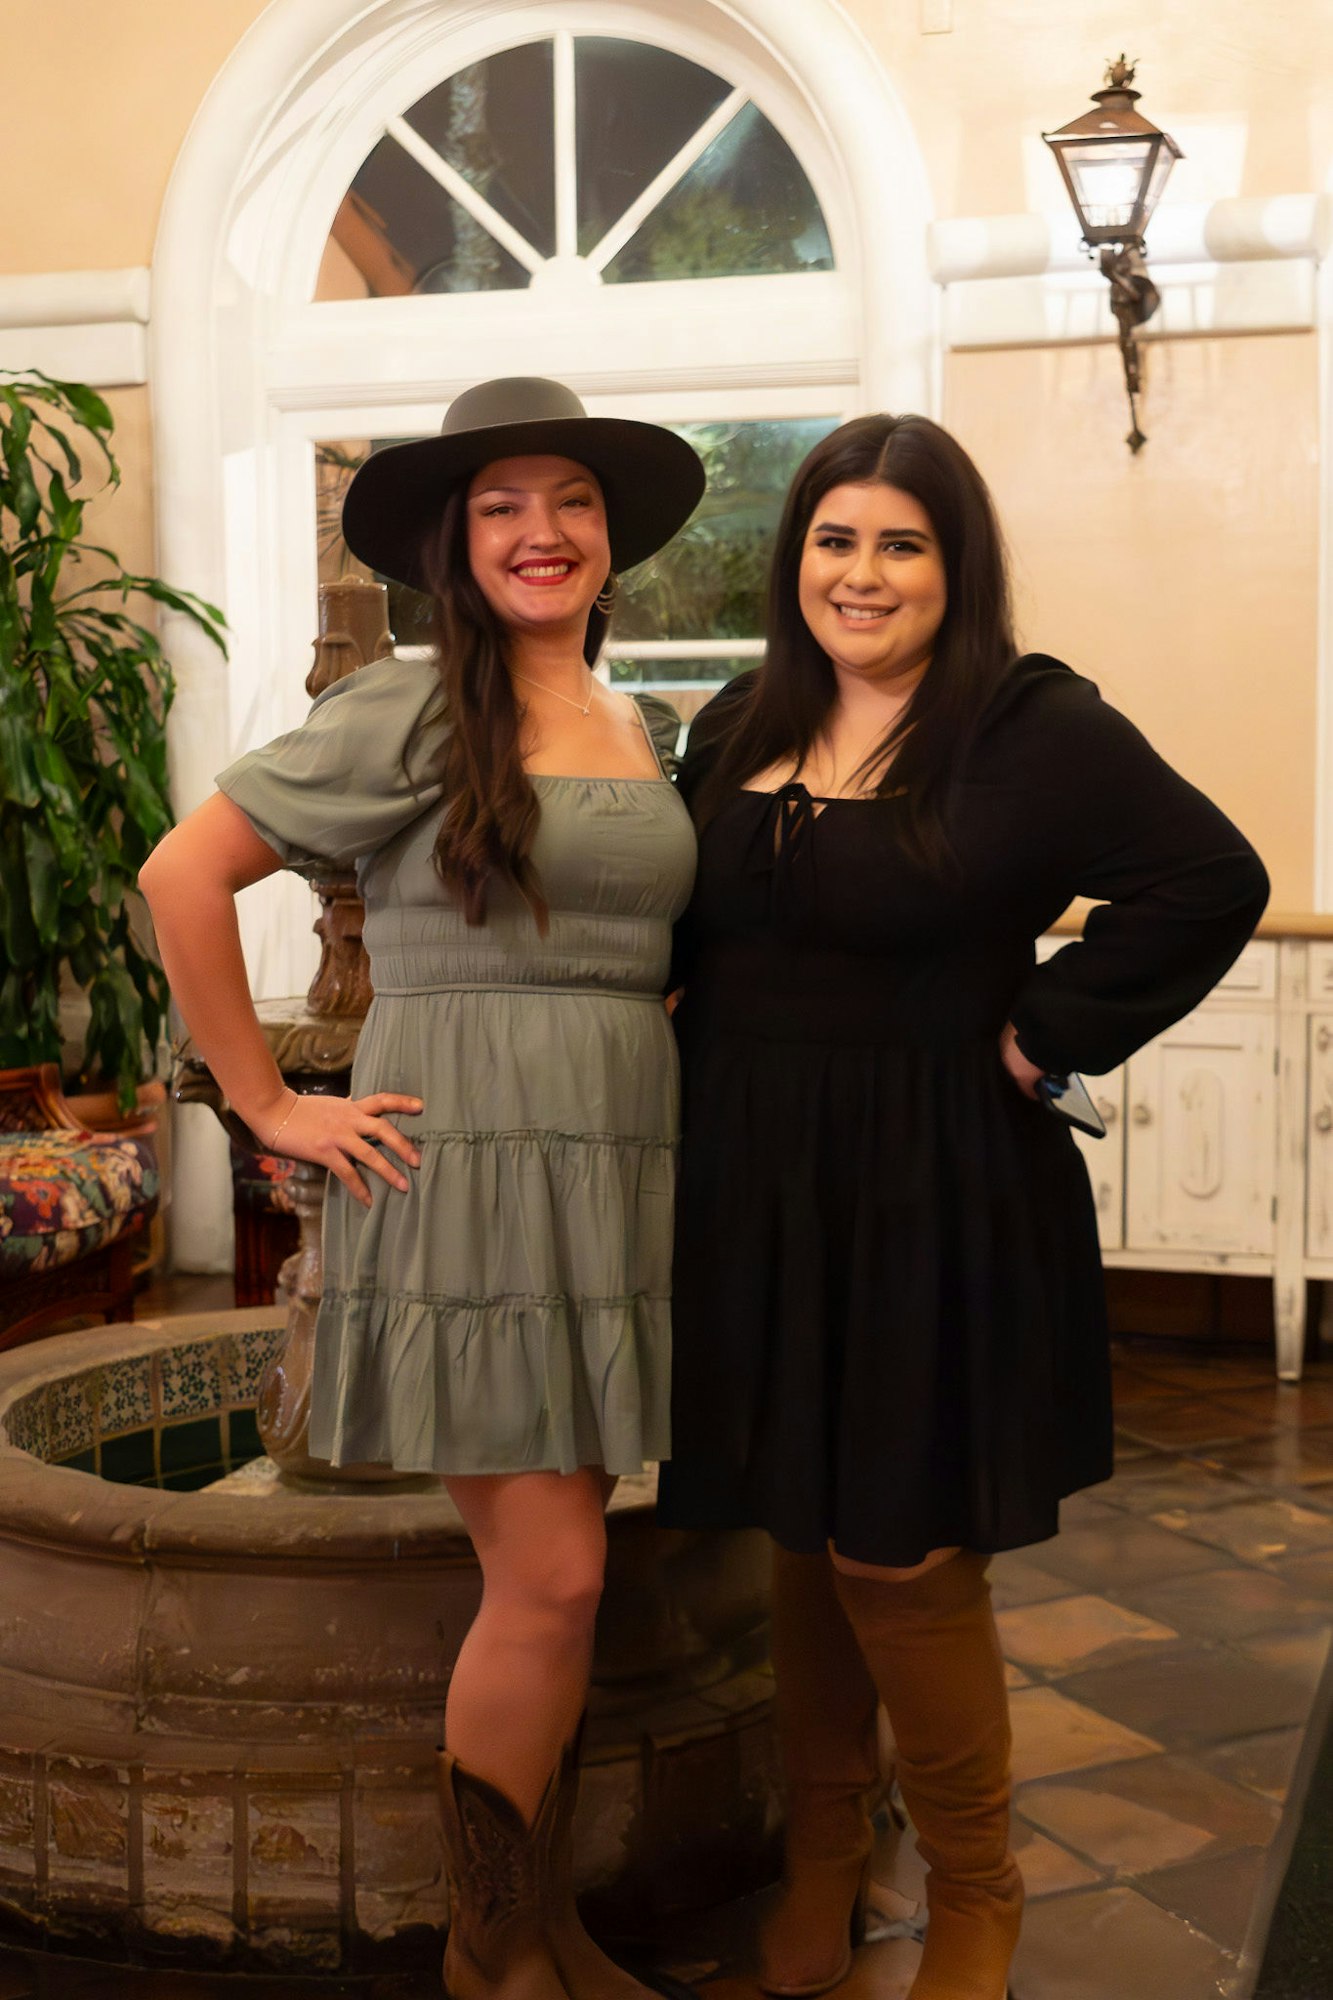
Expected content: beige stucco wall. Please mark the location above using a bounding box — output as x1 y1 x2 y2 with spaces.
946 332 1320 908
2 0 1328 905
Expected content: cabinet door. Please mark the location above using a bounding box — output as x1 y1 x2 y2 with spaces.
1306 1015 1333 1258
1125 1011 1276 1255
1075 1070 1125 1251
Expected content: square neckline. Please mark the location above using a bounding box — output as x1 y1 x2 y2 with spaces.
525 692 672 786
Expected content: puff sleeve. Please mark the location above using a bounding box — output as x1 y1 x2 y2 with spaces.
1005 662 1270 1077
215 656 448 873
633 690 686 777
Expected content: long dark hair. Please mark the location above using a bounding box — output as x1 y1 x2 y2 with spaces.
419 486 611 930
699 414 1015 871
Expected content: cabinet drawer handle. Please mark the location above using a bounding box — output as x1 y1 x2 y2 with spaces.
1131 1104 1152 1126
1319 1025 1333 1053
1097 1098 1118 1124
1317 1107 1333 1134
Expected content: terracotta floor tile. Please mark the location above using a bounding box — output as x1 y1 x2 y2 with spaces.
1147 1360 1294 1394
1088 1456 1254 1517
1015 1780 1219 1875
1210 1382 1333 1429
1193 1725 1305 1803
1237 1624 1333 1689
1134 1842 1270 1954
1028 1516 1231 1591
1203 1427 1333 1490
1114 1398 1273 1450
1269 1546 1333 1596
996 1593 1178 1676
1112 1565 1333 1642
1056 1643 1313 1751
1009 1883 1235 2000
1016 1753 1279 1874
985 1552 1077 1610
1007 1684 1160 1784
1011 1817 1103 1898
1149 1494 1333 1566
1110 1369 1193 1407
1055 1492 1123 1529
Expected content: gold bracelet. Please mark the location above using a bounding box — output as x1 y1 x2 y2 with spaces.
268 1089 299 1151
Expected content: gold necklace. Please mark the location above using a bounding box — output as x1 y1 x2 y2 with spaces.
512 670 595 717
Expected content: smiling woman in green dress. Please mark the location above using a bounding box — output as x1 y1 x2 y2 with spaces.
140 379 704 2000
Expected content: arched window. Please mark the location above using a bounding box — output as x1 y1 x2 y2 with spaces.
297 26 854 696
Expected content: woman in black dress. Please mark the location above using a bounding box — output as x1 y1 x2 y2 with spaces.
657 415 1269 2000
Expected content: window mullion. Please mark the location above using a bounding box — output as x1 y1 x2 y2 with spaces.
386 115 546 276
585 86 749 276
553 32 577 261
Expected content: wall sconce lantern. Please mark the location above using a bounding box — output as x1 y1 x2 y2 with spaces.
1043 57 1182 451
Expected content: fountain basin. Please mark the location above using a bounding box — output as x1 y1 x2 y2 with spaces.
0 1312 777 1972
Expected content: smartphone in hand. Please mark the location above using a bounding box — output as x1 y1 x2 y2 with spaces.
1035 1070 1107 1139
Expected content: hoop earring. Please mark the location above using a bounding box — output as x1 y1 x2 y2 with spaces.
595 574 618 614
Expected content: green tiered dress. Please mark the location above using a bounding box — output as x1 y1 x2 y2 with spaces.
217 655 695 1476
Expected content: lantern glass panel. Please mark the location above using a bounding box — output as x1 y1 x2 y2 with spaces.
1144 142 1178 215
1064 139 1154 234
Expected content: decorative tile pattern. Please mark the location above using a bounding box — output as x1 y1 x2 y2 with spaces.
46 1372 96 1460
228 1324 284 1405
96 1355 154 1440
156 1342 221 1422
0 1392 48 1461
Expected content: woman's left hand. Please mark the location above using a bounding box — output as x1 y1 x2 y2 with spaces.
999 1020 1045 1100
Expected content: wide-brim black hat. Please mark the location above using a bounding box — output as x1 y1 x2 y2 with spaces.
341 376 706 591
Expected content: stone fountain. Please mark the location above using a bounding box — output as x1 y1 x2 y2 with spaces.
0 583 778 1974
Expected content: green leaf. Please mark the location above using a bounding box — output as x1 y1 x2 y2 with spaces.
0 830 38 961
19 818 60 945
50 378 114 437
0 700 41 807
45 469 83 545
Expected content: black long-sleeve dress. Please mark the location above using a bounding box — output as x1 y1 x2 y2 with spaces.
655 654 1270 1567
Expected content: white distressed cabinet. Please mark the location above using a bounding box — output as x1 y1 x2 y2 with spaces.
1039 923 1333 1379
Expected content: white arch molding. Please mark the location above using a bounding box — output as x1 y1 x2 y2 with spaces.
150 0 936 1267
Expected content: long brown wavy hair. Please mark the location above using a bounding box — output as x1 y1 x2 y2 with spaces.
696 414 1015 873
419 485 611 931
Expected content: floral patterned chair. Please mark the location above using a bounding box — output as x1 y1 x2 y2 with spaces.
0 1064 159 1351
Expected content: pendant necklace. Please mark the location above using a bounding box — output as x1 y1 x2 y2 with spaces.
512 670 595 717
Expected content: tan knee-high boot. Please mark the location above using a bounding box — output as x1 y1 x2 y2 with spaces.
541 1720 662 2000
832 1554 1023 2000
758 1547 884 1997
436 1751 571 2000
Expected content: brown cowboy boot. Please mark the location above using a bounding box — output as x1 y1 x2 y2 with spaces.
832 1553 1023 2000
436 1750 571 2000
541 1719 663 2000
758 1547 885 1997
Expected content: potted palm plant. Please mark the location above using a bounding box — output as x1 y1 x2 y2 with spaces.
0 369 226 1116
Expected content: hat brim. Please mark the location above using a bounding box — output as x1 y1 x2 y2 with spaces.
340 416 706 591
